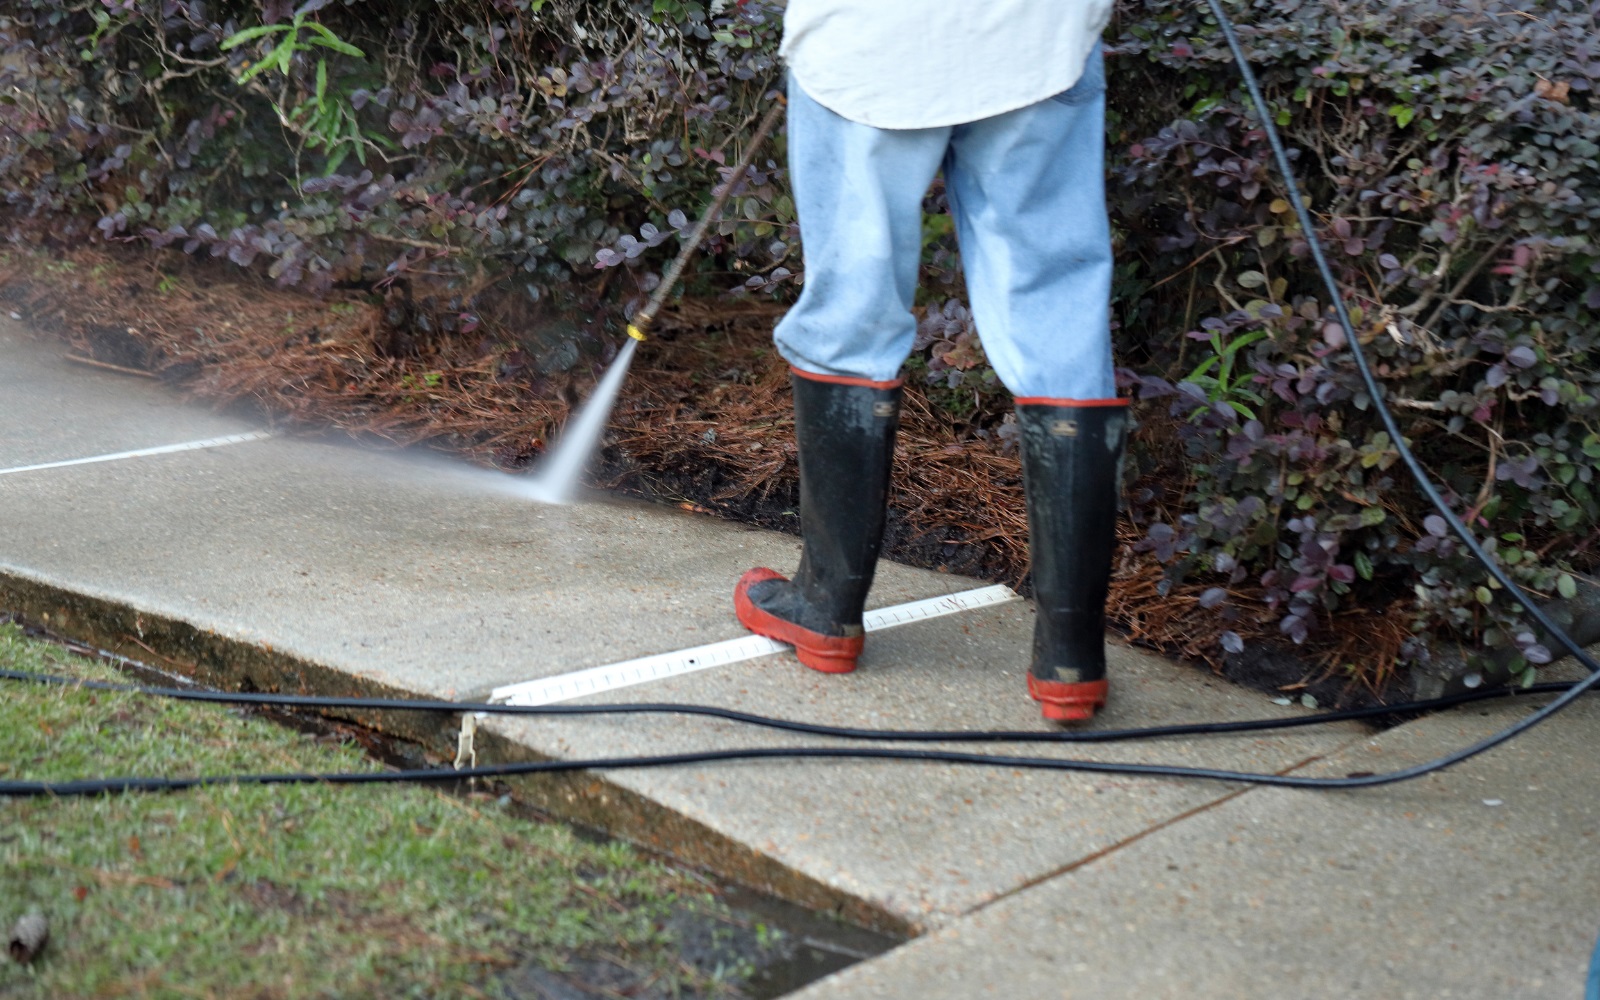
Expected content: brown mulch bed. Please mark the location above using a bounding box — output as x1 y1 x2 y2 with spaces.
0 243 1405 707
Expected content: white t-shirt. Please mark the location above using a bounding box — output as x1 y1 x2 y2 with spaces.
779 0 1113 130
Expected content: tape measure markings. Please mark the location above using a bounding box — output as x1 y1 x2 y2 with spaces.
490 583 1019 707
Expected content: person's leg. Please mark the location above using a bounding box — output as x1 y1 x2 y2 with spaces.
945 48 1126 721
773 79 949 381
943 45 1114 401
736 79 950 674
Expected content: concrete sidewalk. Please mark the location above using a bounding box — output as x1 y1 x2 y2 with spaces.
3 315 1597 997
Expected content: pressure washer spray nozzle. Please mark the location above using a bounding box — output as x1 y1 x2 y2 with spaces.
626 322 649 342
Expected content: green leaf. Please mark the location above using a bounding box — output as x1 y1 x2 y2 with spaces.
1359 506 1387 527
1220 329 1269 357
348 116 369 165
238 38 294 83
1557 573 1578 600
1476 586 1493 606
1237 269 1267 289
1388 104 1415 128
221 24 291 49
1354 551 1374 581
305 23 366 58
1185 356 1221 382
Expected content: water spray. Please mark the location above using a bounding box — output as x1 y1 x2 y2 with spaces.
514 336 640 504
520 97 788 504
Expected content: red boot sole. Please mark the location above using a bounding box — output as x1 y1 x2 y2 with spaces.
1028 675 1109 723
734 568 862 674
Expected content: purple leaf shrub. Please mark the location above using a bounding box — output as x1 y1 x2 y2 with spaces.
1113 0 1598 677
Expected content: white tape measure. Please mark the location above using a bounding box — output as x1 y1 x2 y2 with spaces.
490 584 1019 707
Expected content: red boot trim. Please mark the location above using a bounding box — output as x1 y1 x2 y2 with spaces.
1027 674 1109 723
734 567 863 674
790 367 904 390
1013 396 1129 407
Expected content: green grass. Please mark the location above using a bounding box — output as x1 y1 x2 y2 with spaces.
0 623 739 999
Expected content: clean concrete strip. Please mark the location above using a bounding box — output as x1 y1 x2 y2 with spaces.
490 584 1018 706
0 430 273 477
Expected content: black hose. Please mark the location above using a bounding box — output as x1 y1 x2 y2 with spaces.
0 665 1587 744
4 0 1596 798
0 709 1584 797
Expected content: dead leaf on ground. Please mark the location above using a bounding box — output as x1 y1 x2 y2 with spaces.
1533 78 1570 103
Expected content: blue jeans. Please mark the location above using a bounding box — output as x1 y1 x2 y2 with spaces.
1587 926 1599 1000
775 47 1115 400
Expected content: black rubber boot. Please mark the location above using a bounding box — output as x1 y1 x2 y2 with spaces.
1016 397 1129 721
734 369 902 673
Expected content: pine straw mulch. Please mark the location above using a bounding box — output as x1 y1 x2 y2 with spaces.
0 243 1408 706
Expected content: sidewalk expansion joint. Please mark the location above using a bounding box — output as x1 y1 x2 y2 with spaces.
968 751 1330 918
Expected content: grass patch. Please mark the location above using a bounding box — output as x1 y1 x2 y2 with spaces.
0 623 749 998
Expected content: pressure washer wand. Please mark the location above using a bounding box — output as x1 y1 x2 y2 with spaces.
521 95 786 503
625 96 787 343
